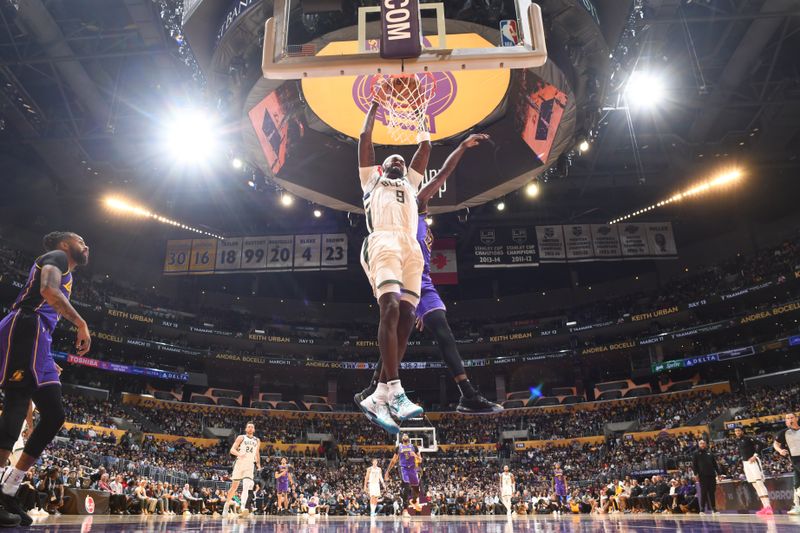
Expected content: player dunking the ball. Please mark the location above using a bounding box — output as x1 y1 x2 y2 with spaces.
0 232 90 527
274 457 295 514
357 80 430 433
223 422 261 517
363 458 385 517
356 133 502 414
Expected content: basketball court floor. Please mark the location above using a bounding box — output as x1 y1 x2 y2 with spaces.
16 514 800 532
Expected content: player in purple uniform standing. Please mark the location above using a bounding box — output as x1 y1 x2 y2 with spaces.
387 434 423 513
356 133 502 414
0 232 91 526
274 458 294 514
553 463 568 508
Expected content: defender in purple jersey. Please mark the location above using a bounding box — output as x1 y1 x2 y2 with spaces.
553 463 568 505
0 232 90 526
355 134 502 414
387 434 423 512
274 457 294 514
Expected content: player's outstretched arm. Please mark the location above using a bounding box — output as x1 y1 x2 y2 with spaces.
359 100 380 168
385 454 399 481
409 136 432 178
41 263 91 355
417 134 489 205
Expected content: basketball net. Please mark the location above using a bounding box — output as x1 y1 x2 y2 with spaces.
371 73 436 145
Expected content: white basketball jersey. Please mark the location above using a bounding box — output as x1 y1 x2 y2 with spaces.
236 435 259 464
369 467 382 485
501 472 514 491
360 166 423 234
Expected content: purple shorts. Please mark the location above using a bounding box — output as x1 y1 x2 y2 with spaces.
401 467 420 487
0 311 60 389
414 275 445 325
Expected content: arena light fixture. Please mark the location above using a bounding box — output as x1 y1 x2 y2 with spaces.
103 196 224 239
232 157 243 169
163 109 219 164
578 140 590 153
608 168 743 224
496 201 506 212
525 181 540 198
624 71 666 109
280 193 294 207
313 208 322 218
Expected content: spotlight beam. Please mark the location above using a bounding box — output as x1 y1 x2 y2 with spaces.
103 196 224 239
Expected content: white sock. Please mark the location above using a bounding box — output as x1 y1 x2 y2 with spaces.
387 379 403 396
1 467 25 497
371 503 376 515
794 487 800 507
374 382 389 401
241 479 253 510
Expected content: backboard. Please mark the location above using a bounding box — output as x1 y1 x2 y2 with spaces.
262 0 547 79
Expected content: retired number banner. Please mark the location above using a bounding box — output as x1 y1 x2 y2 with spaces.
164 234 348 275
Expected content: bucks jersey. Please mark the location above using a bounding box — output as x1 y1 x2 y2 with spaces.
360 166 423 235
235 435 259 465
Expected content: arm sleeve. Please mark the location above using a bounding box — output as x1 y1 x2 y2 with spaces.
407 167 424 190
360 167 378 190
38 250 69 274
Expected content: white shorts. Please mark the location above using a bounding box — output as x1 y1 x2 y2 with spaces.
232 461 254 481
743 458 764 483
369 483 381 498
360 230 423 305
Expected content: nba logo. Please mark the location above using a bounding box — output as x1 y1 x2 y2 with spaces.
500 20 519 46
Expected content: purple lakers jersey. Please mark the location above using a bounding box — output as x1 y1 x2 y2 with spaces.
12 251 72 332
417 214 433 280
276 465 290 490
399 443 417 470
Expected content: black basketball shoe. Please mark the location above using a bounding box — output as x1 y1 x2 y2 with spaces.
354 384 377 406
456 394 504 414
0 493 26 527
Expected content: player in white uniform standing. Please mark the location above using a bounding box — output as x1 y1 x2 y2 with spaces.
500 465 515 516
223 422 261 517
363 458 385 516
357 81 430 434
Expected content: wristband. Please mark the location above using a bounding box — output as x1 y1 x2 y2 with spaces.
416 131 431 143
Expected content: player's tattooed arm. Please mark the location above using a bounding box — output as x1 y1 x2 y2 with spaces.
359 100 380 167
40 264 91 355
417 134 489 206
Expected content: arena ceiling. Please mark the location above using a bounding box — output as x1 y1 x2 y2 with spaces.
0 0 799 233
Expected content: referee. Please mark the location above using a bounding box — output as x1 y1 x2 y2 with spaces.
692 439 721 515
733 427 772 515
773 412 800 515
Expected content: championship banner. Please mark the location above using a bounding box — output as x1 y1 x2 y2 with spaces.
591 224 622 259
564 224 593 262
163 233 348 275
535 225 566 263
430 238 457 285
618 223 650 258
473 227 538 268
